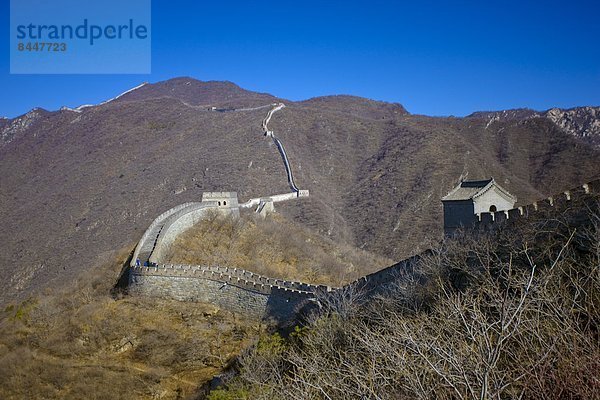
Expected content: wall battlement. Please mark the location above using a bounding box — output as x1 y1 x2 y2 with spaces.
130 263 330 295
474 179 600 229
335 178 600 302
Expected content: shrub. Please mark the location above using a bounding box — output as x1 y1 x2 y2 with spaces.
212 198 600 399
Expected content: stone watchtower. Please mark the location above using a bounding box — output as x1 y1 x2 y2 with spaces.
201 192 240 217
442 178 516 235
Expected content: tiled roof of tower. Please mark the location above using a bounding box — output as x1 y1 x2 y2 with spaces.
442 178 515 202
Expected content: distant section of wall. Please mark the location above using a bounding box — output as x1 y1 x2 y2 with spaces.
239 190 310 209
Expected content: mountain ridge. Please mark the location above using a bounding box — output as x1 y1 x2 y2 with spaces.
3 78 599 127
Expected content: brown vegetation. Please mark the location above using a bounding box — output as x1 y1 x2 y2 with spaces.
164 211 391 286
211 198 600 399
0 246 260 400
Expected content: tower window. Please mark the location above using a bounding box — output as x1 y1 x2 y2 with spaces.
489 205 497 212
223 201 227 206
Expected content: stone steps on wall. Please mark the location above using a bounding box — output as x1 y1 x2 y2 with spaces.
137 225 164 263
131 202 202 267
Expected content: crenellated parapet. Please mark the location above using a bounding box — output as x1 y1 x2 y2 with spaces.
130 263 331 295
339 253 425 299
337 179 600 304
128 262 332 323
474 179 600 229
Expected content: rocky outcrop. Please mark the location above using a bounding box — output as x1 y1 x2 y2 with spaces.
0 108 48 146
468 106 600 148
544 107 600 147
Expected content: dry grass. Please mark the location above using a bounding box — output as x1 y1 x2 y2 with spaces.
0 246 261 400
164 211 391 286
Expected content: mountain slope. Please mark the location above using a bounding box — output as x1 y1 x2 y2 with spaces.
1 77 599 304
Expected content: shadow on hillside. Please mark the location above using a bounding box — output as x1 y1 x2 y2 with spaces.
111 247 134 298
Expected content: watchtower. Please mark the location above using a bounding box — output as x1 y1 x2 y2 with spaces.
442 178 516 235
201 191 240 216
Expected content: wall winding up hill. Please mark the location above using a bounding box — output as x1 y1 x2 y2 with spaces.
129 178 600 323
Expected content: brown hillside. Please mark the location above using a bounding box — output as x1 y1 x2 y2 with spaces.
0 77 599 303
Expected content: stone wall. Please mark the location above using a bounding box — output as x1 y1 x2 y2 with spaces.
131 202 201 266
342 253 425 300
128 263 329 323
149 202 222 263
129 179 600 323
344 178 600 302
442 179 600 236
129 273 270 319
239 190 310 209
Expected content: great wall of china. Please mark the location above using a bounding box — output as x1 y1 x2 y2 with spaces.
128 103 600 324
129 103 317 323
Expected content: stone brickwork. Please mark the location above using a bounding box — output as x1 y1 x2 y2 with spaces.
149 202 235 264
128 263 330 323
131 202 201 265
129 273 270 319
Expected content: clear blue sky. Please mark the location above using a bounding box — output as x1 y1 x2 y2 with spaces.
1 0 599 118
